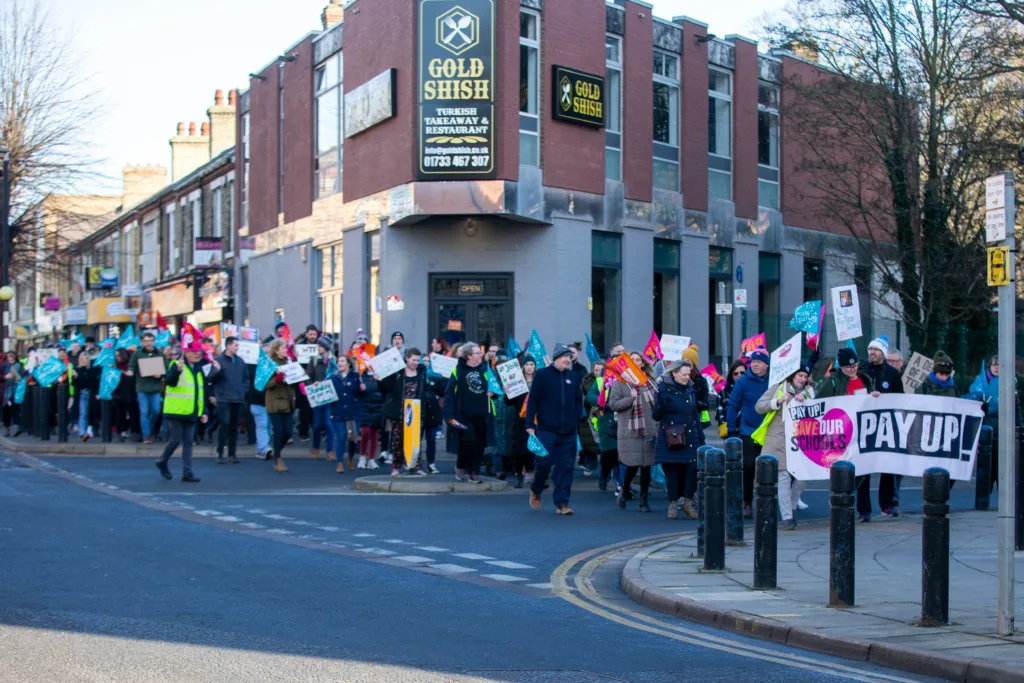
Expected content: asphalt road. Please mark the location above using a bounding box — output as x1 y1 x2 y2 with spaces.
0 449 971 683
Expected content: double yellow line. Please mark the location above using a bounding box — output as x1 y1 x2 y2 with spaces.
551 534 917 683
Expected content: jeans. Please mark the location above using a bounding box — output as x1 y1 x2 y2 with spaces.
312 405 333 451
269 412 293 459
78 389 92 434
424 426 437 465
159 418 196 476
137 392 163 438
331 420 358 460
217 402 243 458
663 462 698 501
249 404 271 454
530 429 576 507
878 473 904 510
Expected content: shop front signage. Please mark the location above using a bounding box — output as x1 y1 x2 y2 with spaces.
551 65 604 128
64 306 88 326
85 267 119 290
194 271 231 324
86 297 131 324
345 69 397 138
149 281 195 317
194 237 224 269
417 0 495 180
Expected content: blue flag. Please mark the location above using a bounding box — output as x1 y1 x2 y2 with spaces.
584 333 601 364
32 357 66 388
525 329 547 368
13 377 27 405
93 345 116 367
116 325 138 350
486 369 503 396
789 300 823 334
98 366 123 400
528 433 549 457
154 330 172 348
507 336 523 358
254 349 277 391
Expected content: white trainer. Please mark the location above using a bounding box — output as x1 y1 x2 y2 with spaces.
356 456 367 469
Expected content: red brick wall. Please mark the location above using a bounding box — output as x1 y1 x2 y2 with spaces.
732 39 758 220
494 0 519 180
680 20 708 211
247 64 280 236
283 37 314 224
622 2 653 203
541 0 605 194
781 56 832 233
343 0 416 202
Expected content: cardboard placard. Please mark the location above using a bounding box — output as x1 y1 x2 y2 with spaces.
281 361 310 385
367 347 404 380
606 353 650 386
496 359 529 398
306 380 339 408
901 352 934 393
659 335 691 362
295 344 319 364
429 353 458 378
236 340 261 365
831 284 863 341
138 356 166 378
768 332 803 387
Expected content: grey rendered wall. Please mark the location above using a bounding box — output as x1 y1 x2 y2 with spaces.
680 234 710 359
247 240 315 337
780 246 805 325
620 225 655 352
378 214 592 352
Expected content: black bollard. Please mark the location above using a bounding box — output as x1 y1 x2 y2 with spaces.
245 403 256 445
33 385 46 438
38 386 51 441
704 448 726 571
100 400 112 443
754 454 779 590
696 445 713 558
829 461 856 607
21 385 35 438
975 425 993 511
724 437 744 545
57 384 69 443
921 467 950 625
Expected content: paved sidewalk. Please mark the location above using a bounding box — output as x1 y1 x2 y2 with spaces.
622 510 1024 683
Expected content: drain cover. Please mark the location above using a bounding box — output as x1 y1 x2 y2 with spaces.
464 672 626 682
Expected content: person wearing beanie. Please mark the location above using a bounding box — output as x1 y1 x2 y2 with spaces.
444 342 492 483
387 331 405 354
525 344 584 514
155 341 209 483
726 347 771 517
916 351 959 398
504 353 538 488
305 336 337 461
681 345 711 429
863 335 904 518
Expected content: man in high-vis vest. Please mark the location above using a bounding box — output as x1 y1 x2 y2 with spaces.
155 341 212 483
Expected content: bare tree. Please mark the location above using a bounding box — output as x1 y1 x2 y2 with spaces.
1 0 105 283
763 0 1024 353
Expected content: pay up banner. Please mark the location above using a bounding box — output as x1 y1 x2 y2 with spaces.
784 394 984 481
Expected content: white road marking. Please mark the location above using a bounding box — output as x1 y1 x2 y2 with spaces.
239 522 267 529
392 556 436 564
192 510 223 517
214 516 243 522
382 539 408 544
247 509 268 514
486 560 535 570
415 546 450 552
262 514 293 521
317 526 340 532
452 553 494 561
428 564 477 574
288 520 316 527
480 574 528 582
352 532 375 537
356 548 396 556
265 528 295 535
527 582 555 590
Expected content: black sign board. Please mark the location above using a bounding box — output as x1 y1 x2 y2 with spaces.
417 0 496 180
551 65 605 128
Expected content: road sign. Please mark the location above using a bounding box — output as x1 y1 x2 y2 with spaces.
988 246 1010 286
733 289 748 308
715 303 733 315
987 175 1006 211
987 208 1007 243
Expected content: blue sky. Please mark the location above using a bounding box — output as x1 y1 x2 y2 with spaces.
53 0 785 195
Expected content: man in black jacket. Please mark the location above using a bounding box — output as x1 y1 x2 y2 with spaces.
864 336 905 517
526 343 584 515
208 337 249 464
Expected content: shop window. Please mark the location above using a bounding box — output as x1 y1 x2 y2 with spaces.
591 232 622 357
653 239 680 336
606 35 622 181
519 10 540 167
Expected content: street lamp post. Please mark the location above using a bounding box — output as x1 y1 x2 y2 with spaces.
0 147 11 351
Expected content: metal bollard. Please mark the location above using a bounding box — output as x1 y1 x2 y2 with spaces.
696 445 713 558
829 461 856 607
57 384 69 443
245 402 256 445
921 467 950 625
33 385 46 438
100 400 112 443
21 385 35 438
725 437 744 545
754 454 779 590
38 386 51 441
704 448 726 571
975 425 993 511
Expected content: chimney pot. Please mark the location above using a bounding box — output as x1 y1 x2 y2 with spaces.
188 122 197 136
177 122 185 136
228 89 237 106
215 89 224 105
201 122 210 137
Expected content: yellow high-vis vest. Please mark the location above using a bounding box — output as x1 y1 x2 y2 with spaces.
163 361 204 418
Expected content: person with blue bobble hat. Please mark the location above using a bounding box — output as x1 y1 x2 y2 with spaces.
726 346 771 517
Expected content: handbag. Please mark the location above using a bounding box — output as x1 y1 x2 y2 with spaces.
664 423 688 450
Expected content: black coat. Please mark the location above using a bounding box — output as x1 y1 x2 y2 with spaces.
653 377 704 464
504 390 530 461
864 361 904 394
380 366 443 428
357 370 384 429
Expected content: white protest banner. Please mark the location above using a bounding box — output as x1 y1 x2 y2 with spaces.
429 353 458 378
497 359 529 399
784 393 984 481
236 340 261 365
281 361 310 385
306 380 339 408
295 344 319 364
220 323 239 343
367 346 404 379
902 352 933 393
830 285 863 341
659 335 691 362
35 348 59 363
768 332 803 387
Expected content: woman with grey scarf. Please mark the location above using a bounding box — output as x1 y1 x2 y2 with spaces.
606 351 658 512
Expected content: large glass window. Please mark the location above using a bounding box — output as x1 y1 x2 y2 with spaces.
519 10 540 167
212 186 223 239
591 232 622 357
318 242 342 337
757 82 780 210
708 67 733 201
708 247 733 364
366 231 381 346
605 35 622 181
803 259 823 303
654 239 680 336
315 53 342 199
241 113 249 228
653 50 679 191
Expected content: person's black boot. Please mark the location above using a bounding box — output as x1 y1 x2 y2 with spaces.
181 472 201 483
598 474 608 491
155 461 172 480
638 493 651 513
618 488 627 509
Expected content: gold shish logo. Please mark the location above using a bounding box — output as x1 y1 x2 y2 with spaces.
559 76 572 111
436 6 479 55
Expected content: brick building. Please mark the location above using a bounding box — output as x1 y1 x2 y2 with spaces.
238 0 896 363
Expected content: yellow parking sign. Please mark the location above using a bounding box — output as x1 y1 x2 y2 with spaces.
403 399 421 468
988 246 1011 286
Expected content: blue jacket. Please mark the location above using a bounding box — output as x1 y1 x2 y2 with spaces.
653 376 704 464
329 372 362 422
525 364 583 436
726 370 770 437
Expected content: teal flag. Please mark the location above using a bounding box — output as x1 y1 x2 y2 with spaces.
584 333 601 364
98 366 123 400
507 336 523 358
525 329 547 368
154 330 172 348
254 349 276 391
13 377 27 405
486 369 503 396
528 433 549 457
115 325 138 350
32 357 66 388
790 300 823 334
93 345 115 367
